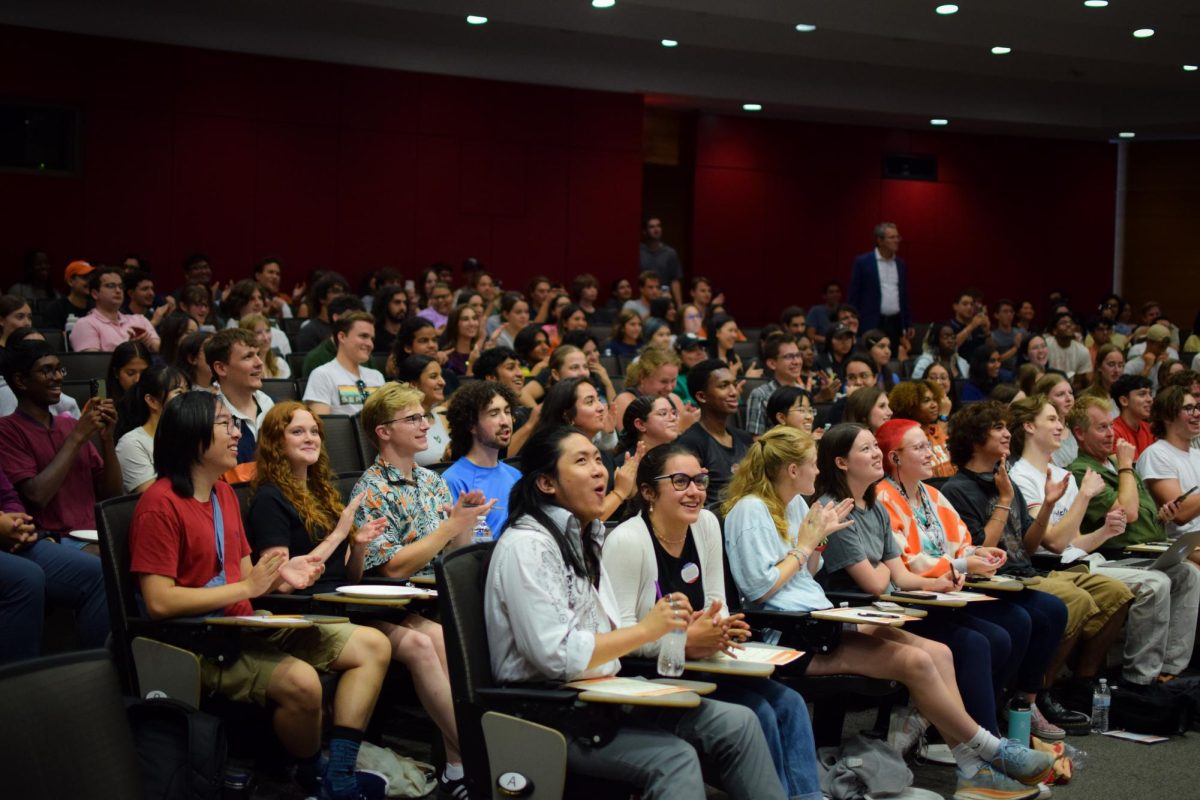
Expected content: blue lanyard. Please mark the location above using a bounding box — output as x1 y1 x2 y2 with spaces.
203 490 227 588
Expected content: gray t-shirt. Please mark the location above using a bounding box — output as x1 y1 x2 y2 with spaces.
817 494 900 594
723 495 831 613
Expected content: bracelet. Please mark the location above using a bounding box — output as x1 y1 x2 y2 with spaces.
612 490 627 502
994 504 1011 511
1118 468 1134 475
790 549 809 566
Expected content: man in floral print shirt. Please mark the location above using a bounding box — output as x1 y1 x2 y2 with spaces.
351 382 492 578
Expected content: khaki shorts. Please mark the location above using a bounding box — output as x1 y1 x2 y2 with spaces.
199 621 356 706
1034 569 1134 640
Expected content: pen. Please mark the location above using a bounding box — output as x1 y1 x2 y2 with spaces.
859 612 900 619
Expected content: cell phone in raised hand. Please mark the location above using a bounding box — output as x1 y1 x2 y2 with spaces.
90 378 107 400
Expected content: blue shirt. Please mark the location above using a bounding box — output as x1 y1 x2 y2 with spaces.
723 495 832 613
442 457 521 537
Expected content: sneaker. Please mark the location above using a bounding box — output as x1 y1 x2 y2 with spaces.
1035 690 1090 736
439 773 470 800
989 738 1055 786
1029 704 1066 742
319 770 388 800
954 765 1040 800
887 706 929 757
1035 783 1052 799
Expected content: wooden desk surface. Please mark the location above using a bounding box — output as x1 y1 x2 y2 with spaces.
809 607 914 627
312 593 414 609
880 593 966 609
683 657 774 678
204 616 314 629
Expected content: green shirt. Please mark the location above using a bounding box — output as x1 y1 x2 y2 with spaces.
1067 451 1165 550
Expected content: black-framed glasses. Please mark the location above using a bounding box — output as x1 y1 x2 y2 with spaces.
1181 404 1200 416
654 472 711 491
30 365 67 379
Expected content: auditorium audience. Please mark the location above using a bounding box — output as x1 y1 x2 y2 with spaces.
439 304 484 378
1079 343 1123 409
763 385 816 435
862 329 901 390
961 346 1003 403
1124 324 1172 391
105 340 153 408
1045 313 1092 390
913 322 968 381
612 345 691 433
6 249 58 302
372 283 408 355
518 344 588 408
617 395 680 456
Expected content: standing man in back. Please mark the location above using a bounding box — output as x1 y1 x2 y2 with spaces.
849 222 912 347
639 215 683 308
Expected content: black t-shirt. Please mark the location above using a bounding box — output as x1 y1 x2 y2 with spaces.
677 422 752 508
247 483 349 593
46 295 93 330
650 525 705 611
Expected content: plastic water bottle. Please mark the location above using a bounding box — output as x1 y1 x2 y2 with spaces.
656 628 686 677
1007 695 1032 746
1090 679 1110 733
472 517 492 544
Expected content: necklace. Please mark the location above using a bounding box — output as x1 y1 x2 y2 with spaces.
654 530 687 545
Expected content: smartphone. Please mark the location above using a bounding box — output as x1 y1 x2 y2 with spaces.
890 590 936 600
873 601 904 612
90 378 107 400
1176 486 1198 504
963 575 990 584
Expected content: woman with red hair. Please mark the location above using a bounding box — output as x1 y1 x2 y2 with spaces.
874 418 1073 741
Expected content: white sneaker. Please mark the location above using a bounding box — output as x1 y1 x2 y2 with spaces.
888 706 930 757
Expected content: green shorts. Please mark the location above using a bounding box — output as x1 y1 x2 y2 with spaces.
199 621 356 706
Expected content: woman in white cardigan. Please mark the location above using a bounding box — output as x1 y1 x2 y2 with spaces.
602 442 823 800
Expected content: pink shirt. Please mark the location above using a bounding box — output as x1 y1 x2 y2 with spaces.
68 308 160 352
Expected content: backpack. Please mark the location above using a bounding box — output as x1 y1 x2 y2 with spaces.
126 697 228 800
1108 684 1191 736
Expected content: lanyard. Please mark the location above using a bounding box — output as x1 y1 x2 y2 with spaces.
203 490 227 588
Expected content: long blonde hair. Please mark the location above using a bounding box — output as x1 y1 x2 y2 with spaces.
252 401 344 543
239 313 283 378
721 426 816 543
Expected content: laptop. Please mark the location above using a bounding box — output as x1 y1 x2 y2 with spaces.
1105 531 1200 571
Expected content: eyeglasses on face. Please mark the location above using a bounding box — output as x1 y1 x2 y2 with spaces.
29 365 67 379
895 442 933 454
654 472 711 491
1181 404 1200 416
383 412 432 428
213 417 240 434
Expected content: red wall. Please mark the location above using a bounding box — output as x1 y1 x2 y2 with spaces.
0 26 643 293
691 115 1117 326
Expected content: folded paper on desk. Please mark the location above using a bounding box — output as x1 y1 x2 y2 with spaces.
566 677 693 697
714 644 805 665
812 608 922 624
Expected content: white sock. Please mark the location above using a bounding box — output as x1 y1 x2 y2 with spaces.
951 743 985 777
443 763 464 781
966 726 1001 761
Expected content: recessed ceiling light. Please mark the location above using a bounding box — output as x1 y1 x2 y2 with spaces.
795 23 817 32
660 39 678 47
592 0 615 8
935 4 959 15
1083 0 1108 7
743 103 763 112
465 15 487 25
1132 28 1155 38
991 46 1012 55
1184 65 1199 72
1118 131 1136 139
930 118 949 126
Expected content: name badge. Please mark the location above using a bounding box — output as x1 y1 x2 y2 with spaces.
680 562 700 584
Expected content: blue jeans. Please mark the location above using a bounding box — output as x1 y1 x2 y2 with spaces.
713 677 821 800
0 539 109 663
999 588 1069 693
918 616 1003 735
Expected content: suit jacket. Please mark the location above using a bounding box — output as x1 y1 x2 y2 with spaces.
849 251 911 331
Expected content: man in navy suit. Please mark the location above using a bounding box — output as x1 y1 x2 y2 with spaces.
849 222 912 346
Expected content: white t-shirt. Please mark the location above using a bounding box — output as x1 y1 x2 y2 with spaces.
302 360 386 416
414 411 452 467
115 426 156 493
1136 440 1200 536
1010 458 1078 528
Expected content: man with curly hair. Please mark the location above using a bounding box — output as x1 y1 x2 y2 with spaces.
442 380 521 537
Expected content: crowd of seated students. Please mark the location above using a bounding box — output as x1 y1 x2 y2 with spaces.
7 244 1200 800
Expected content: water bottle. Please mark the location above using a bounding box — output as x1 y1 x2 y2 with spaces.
656 627 686 677
472 517 492 544
1007 695 1031 746
1090 679 1110 733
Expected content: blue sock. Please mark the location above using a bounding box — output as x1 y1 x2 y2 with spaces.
326 727 365 799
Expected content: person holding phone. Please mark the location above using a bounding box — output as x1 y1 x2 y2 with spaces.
69 265 161 353
603 443 823 800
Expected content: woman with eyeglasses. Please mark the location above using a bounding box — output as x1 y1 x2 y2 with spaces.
395 355 451 467
722 426 1051 800
763 385 816 436
874 418 1071 742
603 443 823 800
487 426 788 800
618 395 680 457
247 399 473 797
